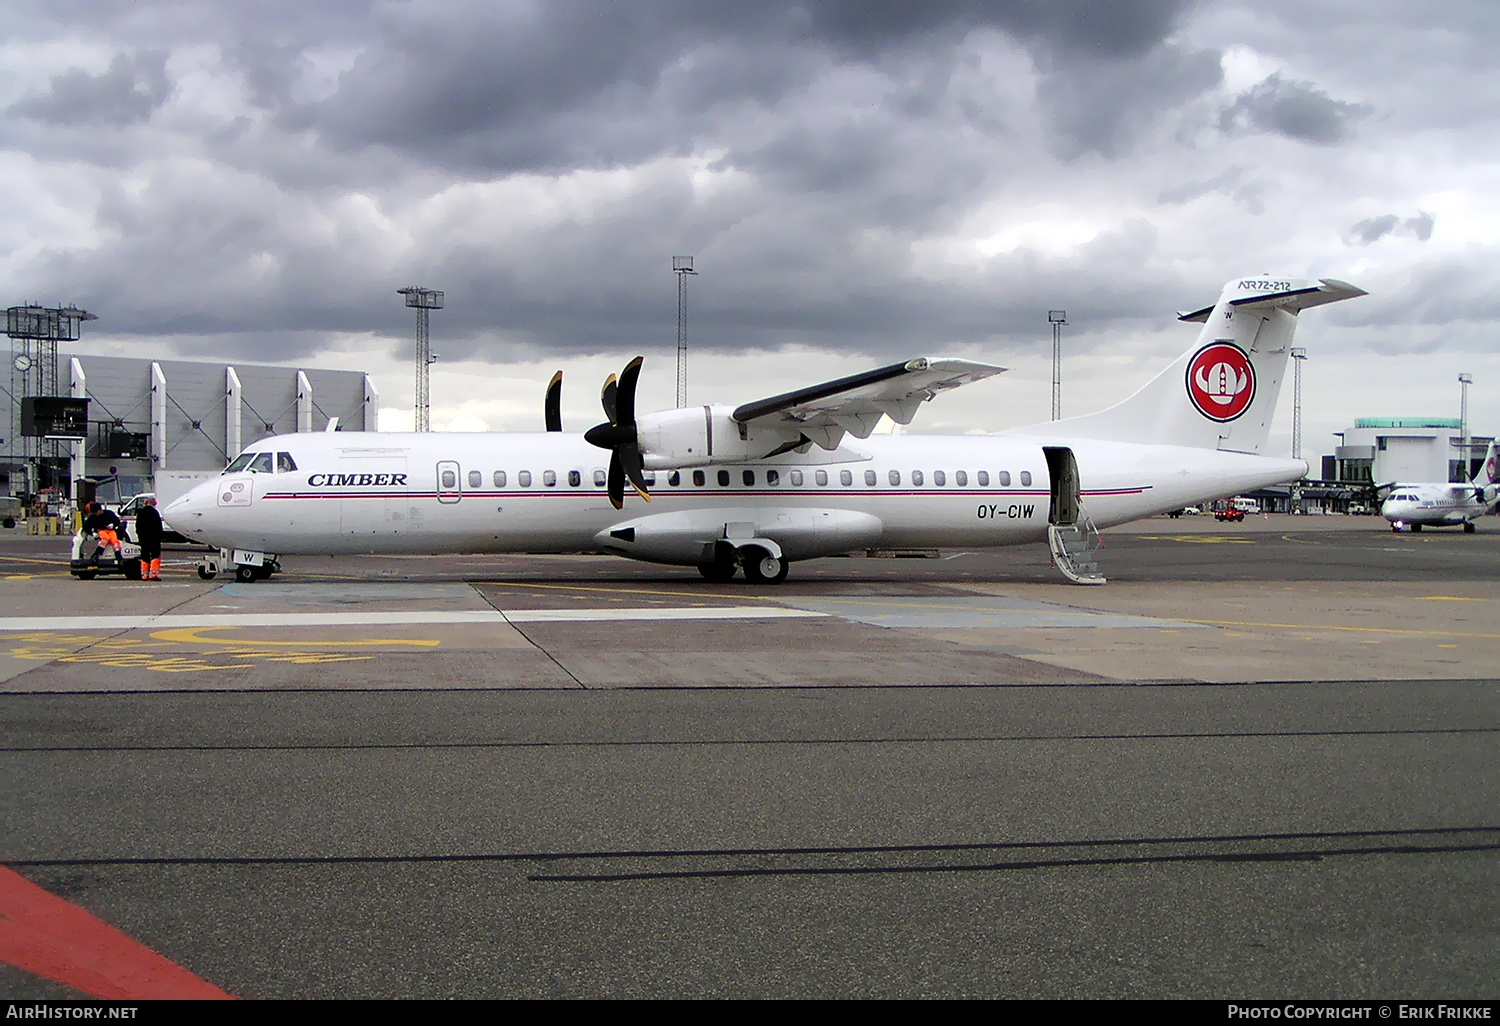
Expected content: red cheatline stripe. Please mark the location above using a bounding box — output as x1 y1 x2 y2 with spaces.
0 865 235 1000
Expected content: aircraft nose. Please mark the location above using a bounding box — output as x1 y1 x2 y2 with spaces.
165 482 219 542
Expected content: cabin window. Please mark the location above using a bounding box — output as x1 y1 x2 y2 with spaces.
955 470 967 486
809 469 824 486
977 471 988 486
715 469 729 486
933 471 946 486
643 471 656 486
766 469 779 486
889 470 900 486
277 452 298 473
840 470 853 486
790 470 804 486
742 470 755 486
693 470 705 486
594 469 607 487
998 471 1011 486
468 470 482 488
225 452 256 473
911 470 924 486
248 452 273 474
865 470 877 486
518 471 532 487
568 470 581 487
493 470 507 488
668 471 681 487
543 470 557 487
1020 471 1032 486
440 469 457 489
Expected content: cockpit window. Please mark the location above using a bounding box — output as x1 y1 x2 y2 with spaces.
277 452 298 473
248 453 273 474
225 452 257 473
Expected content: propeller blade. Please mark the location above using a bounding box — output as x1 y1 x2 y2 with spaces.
545 371 563 432
617 356 643 428
620 445 651 501
607 451 625 510
601 374 618 425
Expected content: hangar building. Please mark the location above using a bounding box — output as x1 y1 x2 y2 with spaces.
2 354 376 505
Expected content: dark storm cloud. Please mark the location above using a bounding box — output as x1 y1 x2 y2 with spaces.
1038 42 1222 158
279 1 1199 176
1345 211 1435 245
1218 73 1371 145
8 51 171 127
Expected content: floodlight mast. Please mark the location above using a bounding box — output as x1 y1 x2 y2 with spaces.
1291 347 1308 462
1459 372 1473 477
397 287 443 432
673 256 696 408
1048 310 1066 420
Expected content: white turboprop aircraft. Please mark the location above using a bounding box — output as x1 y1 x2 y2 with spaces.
1379 440 1499 532
166 276 1365 585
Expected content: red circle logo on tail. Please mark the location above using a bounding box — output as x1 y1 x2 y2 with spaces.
1186 343 1256 422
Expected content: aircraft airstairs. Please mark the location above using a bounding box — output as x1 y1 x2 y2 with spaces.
1048 515 1105 585
1044 445 1105 585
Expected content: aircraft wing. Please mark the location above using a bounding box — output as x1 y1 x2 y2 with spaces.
1178 279 1369 323
731 358 1005 450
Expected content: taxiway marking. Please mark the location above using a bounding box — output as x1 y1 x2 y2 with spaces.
0 607 826 633
0 865 234 999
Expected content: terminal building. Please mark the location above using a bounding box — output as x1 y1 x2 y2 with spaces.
1243 418 1492 515
1328 418 1492 486
2 353 376 507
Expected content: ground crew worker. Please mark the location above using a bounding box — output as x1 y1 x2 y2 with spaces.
83 502 123 562
136 496 164 581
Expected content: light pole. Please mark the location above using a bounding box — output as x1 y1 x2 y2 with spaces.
1048 310 1066 420
673 257 696 408
397 286 443 432
1291 347 1307 512
1459 372 1472 479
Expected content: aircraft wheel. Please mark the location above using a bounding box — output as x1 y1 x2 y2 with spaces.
234 564 259 583
741 546 789 585
697 561 736 582
197 565 217 581
123 559 142 581
1465 522 1476 534
72 570 96 581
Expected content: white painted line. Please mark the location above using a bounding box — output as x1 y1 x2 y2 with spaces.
0 607 826 632
503 607 824 623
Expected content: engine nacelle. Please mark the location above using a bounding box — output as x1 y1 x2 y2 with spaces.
593 506 884 566
637 405 788 469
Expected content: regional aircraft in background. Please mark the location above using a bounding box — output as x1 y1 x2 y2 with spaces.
165 276 1366 586
1378 440 1499 532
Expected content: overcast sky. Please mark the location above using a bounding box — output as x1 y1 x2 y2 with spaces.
3 0 1497 452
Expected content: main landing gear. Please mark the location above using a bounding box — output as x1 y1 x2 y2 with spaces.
696 543 789 584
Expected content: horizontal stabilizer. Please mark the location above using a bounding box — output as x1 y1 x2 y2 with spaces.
1178 279 1367 323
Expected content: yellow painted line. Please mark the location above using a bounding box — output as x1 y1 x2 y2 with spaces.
1173 617 1500 640
1132 535 1257 544
1418 596 1488 602
151 626 440 647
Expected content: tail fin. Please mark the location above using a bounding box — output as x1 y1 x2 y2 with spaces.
1470 438 1494 492
1036 277 1366 453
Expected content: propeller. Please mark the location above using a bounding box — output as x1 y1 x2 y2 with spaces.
545 371 563 432
583 356 652 510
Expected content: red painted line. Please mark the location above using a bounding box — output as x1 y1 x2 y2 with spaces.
0 865 235 1000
